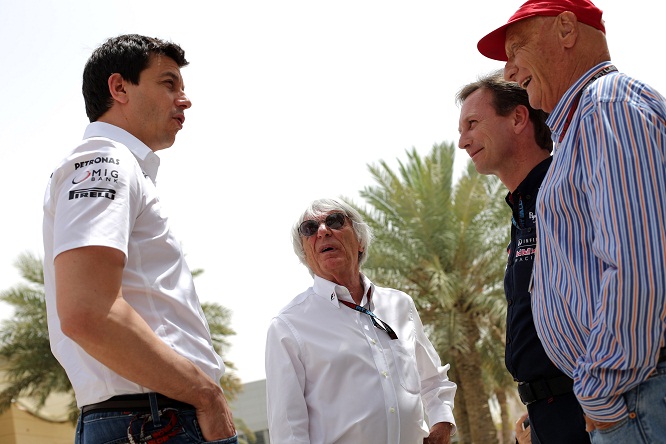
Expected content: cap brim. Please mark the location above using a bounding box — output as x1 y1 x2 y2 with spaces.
478 11 543 62
477 24 511 62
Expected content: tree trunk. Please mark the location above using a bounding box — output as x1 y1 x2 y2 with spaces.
447 365 471 443
451 321 499 444
496 388 512 444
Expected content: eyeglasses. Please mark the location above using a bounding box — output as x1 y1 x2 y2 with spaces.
299 212 346 237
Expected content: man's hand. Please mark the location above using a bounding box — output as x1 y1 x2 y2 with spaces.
424 421 453 444
515 412 531 444
194 386 236 441
584 415 621 432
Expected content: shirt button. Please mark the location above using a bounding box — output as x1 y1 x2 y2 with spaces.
508 299 513 306
382 371 389 378
389 407 395 413
370 339 377 345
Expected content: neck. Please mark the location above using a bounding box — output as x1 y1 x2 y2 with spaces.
338 274 364 304
501 149 551 193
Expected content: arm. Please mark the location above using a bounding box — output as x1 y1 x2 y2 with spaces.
55 246 235 440
575 88 666 421
265 317 311 444
411 300 456 437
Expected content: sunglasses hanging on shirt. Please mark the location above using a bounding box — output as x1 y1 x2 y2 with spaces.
338 299 398 340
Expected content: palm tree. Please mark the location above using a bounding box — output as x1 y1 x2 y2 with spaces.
0 252 253 443
0 252 74 415
352 142 510 443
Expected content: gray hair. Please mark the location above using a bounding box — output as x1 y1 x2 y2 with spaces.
292 198 373 275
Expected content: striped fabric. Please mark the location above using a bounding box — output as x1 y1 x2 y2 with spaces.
532 62 666 422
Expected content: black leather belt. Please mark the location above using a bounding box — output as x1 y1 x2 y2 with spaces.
660 347 666 363
517 375 573 406
81 393 194 415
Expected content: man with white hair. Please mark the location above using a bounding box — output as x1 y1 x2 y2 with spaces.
265 198 456 444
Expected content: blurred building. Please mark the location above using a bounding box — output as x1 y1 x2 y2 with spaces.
0 391 73 444
230 379 270 444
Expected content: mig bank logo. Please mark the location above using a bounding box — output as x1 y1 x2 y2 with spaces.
72 168 120 184
68 187 116 201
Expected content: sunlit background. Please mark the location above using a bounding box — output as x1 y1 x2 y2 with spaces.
1 0 664 383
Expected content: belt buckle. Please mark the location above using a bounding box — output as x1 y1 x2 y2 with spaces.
518 382 536 406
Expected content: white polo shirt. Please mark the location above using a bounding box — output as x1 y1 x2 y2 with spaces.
43 122 224 407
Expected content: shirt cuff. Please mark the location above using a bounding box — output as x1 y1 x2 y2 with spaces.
427 407 456 435
577 391 628 422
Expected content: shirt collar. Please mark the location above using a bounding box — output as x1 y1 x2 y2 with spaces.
83 122 161 183
312 274 376 309
546 61 616 145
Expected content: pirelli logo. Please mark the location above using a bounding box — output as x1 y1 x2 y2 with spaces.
68 187 116 200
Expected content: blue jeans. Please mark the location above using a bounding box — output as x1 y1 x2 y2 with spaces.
75 406 238 444
589 360 666 444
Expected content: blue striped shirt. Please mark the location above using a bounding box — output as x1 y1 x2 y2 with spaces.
532 62 666 422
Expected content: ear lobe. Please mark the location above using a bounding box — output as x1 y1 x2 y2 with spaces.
108 73 129 104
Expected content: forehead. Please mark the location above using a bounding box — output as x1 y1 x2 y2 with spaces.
505 17 542 53
142 55 183 79
460 89 494 119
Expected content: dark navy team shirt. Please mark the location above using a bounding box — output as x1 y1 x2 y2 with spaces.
504 156 565 382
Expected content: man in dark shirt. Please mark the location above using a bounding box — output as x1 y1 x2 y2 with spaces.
456 72 589 443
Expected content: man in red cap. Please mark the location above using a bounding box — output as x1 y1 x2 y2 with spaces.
478 1 666 444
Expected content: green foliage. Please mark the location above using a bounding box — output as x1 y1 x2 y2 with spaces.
0 252 72 414
202 300 243 401
353 143 508 359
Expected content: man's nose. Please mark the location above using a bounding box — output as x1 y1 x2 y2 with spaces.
177 92 192 109
316 222 331 237
504 62 517 82
458 133 470 150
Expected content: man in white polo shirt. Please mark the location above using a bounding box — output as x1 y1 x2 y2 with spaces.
42 34 236 443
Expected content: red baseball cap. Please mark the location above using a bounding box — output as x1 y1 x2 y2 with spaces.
477 0 605 61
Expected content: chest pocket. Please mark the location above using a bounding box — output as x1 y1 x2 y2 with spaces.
389 340 420 394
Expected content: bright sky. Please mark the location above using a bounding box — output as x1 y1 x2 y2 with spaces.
1 0 664 384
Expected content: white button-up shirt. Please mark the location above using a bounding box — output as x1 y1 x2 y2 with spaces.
43 122 224 407
265 274 456 444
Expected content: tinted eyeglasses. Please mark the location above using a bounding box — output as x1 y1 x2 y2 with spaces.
299 213 346 237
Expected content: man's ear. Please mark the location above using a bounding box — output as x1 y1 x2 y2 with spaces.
557 11 578 49
513 104 530 134
108 73 129 104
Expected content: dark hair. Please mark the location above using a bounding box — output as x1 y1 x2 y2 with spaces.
82 34 189 122
456 71 552 152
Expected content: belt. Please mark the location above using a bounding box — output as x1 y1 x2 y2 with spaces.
518 348 666 406
517 375 573 406
81 393 194 415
